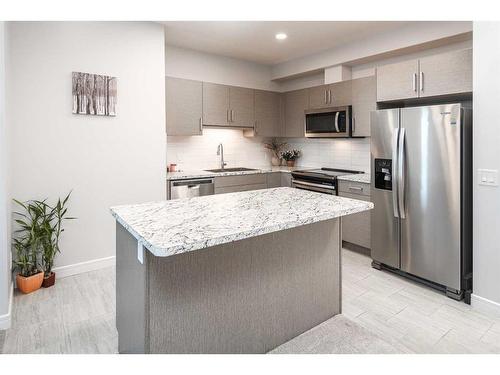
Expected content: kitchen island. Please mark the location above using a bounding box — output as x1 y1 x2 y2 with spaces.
110 187 373 353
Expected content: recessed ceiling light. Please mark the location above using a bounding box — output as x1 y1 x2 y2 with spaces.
275 33 287 40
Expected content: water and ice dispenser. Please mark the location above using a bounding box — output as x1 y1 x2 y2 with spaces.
374 159 392 191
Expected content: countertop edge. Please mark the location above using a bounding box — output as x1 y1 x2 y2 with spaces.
111 200 373 258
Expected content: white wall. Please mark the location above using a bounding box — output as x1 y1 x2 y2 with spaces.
165 45 280 91
471 22 500 316
0 21 12 329
6 22 166 273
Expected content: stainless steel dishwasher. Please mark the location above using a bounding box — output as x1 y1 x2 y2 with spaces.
168 178 215 200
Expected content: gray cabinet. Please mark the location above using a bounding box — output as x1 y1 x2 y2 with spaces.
166 77 203 136
202 83 255 128
338 180 371 249
418 49 472 98
203 82 230 126
351 76 376 137
254 90 282 137
229 86 255 128
376 59 419 102
214 174 267 194
284 89 308 138
280 172 292 187
266 172 282 188
308 84 330 109
376 49 472 102
309 81 352 109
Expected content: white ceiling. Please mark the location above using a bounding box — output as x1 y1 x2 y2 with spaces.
161 21 411 65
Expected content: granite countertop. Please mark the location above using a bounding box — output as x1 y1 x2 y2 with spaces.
110 187 373 257
166 166 304 181
337 173 371 184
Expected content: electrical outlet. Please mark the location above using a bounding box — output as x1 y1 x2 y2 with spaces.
478 169 499 187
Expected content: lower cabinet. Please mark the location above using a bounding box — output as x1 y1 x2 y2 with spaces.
214 174 267 194
338 181 371 249
280 172 292 187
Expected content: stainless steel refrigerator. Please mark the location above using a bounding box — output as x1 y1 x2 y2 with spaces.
370 103 472 301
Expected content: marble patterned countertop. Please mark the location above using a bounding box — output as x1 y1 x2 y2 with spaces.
337 173 371 184
166 166 306 180
110 187 373 257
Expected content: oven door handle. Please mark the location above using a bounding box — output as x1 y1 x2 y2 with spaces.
292 179 336 194
334 112 340 133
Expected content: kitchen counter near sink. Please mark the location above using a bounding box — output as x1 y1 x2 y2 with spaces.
166 165 304 181
111 187 373 354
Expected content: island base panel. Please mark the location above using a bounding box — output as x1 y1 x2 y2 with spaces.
116 219 341 353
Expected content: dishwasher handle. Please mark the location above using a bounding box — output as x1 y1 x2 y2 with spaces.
172 179 214 187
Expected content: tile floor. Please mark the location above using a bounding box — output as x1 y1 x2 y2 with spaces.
2 248 500 354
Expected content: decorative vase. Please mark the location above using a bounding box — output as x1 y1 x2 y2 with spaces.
16 272 44 294
42 272 56 288
286 160 295 167
271 156 281 166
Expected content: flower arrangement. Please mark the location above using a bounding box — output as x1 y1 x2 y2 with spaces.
281 149 301 167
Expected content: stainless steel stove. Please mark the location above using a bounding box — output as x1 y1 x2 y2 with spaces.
291 168 364 195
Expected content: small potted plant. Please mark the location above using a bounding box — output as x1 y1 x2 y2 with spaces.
13 192 74 290
264 138 288 166
281 149 301 167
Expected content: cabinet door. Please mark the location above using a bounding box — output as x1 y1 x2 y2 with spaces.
266 172 281 188
376 59 419 102
229 86 254 128
338 191 371 249
203 82 230 126
284 89 308 138
329 80 352 106
166 77 203 136
418 49 472 98
280 173 292 187
254 90 281 137
351 76 376 137
308 85 329 109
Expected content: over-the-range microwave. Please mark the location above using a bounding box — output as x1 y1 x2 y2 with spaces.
304 105 352 138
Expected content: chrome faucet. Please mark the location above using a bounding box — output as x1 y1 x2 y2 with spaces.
217 143 227 169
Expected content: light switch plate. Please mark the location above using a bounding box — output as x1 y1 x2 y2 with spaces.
478 169 499 187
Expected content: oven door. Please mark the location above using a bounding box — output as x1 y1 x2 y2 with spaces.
292 179 336 195
305 106 351 138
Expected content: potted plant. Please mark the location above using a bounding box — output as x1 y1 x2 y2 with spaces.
264 138 288 166
281 149 301 167
13 192 74 290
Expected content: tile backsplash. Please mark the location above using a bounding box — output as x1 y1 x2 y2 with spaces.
167 128 371 173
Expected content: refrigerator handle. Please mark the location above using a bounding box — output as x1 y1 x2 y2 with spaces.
392 129 400 218
398 128 406 219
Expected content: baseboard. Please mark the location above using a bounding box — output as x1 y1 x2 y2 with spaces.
471 294 500 319
0 281 13 330
52 255 116 279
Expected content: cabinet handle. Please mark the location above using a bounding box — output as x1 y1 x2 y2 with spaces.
412 73 417 92
352 117 356 134
231 110 234 122
254 120 258 135
227 109 229 123
419 72 424 92
324 90 327 104
199 117 203 133
328 90 332 104
349 186 363 192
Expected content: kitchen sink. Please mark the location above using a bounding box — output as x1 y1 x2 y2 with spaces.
204 167 259 173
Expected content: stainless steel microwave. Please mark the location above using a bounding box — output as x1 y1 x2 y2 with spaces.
304 106 352 138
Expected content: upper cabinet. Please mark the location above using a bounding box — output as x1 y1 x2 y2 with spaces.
376 49 472 102
376 59 420 101
418 49 472 98
229 86 255 127
309 81 352 109
202 83 255 128
166 77 203 136
253 90 283 137
284 88 309 138
351 76 376 137
202 82 230 126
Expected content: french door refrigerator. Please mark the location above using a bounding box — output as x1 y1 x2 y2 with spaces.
370 103 472 302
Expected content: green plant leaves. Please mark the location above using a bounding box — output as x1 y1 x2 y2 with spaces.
12 192 76 277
